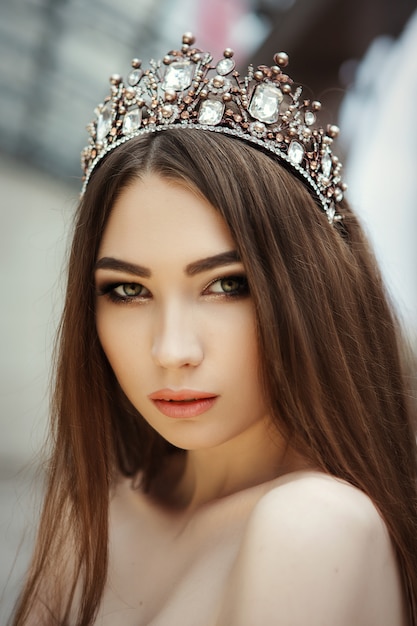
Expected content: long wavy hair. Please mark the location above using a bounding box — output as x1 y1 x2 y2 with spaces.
12 129 417 625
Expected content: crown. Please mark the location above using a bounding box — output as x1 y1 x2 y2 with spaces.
81 33 346 223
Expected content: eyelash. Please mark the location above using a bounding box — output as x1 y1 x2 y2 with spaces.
96 274 249 305
205 275 249 298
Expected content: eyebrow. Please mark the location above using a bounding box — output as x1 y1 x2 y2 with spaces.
185 250 240 275
94 257 151 278
94 250 241 278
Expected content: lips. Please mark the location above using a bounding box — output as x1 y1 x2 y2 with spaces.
148 389 218 418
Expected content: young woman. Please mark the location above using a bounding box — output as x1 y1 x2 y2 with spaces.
12 34 417 625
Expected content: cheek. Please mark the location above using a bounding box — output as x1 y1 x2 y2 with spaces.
95 300 260 380
229 305 258 358
95 308 145 377
218 309 261 387
96 308 114 361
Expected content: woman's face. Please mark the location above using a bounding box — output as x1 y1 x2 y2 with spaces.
95 173 271 451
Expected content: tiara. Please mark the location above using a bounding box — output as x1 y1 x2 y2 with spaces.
81 33 346 223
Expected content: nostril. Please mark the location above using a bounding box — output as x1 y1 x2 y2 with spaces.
151 331 203 370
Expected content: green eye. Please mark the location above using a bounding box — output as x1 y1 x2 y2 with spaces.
120 283 143 297
207 275 249 296
108 282 149 301
221 278 242 293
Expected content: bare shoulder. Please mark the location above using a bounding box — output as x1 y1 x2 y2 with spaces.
251 470 385 536
246 471 393 581
218 471 406 626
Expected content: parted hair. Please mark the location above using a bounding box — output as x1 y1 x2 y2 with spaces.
12 129 417 625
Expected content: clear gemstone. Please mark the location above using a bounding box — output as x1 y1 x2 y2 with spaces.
139 90 152 108
216 58 235 75
128 69 142 86
288 140 304 164
162 61 194 91
122 107 141 134
198 100 224 125
96 102 113 141
321 152 332 178
248 83 283 124
304 111 316 126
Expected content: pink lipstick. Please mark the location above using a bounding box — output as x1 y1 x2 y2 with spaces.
149 389 218 418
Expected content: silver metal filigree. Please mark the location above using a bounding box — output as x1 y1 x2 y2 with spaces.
81 33 346 224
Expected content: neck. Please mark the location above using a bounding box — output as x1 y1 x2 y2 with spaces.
164 420 308 510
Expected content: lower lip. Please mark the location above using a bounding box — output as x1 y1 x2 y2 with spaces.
152 397 217 418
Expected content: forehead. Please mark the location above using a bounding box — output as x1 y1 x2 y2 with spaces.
98 174 236 264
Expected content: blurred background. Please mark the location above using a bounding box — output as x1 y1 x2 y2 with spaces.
1 0 416 619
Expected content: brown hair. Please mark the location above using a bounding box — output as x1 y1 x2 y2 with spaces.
12 129 417 624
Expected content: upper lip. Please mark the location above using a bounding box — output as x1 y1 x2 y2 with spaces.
148 389 217 402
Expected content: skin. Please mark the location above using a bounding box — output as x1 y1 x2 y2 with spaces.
95 173 302 506
90 174 406 626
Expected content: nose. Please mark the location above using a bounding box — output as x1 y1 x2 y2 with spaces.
151 303 204 370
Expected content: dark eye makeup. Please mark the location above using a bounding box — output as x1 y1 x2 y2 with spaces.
95 273 249 304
